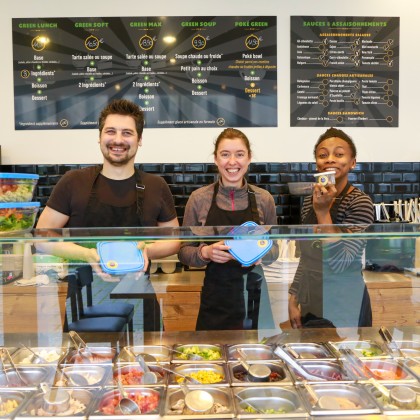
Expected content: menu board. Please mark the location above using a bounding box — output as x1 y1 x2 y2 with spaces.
291 16 399 127
12 16 277 130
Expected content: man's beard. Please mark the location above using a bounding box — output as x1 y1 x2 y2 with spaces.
103 143 136 166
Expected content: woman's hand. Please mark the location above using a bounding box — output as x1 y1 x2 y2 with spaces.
313 183 336 208
288 294 302 329
201 241 234 264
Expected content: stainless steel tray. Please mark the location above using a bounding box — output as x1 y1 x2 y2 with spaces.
164 385 234 418
330 340 389 358
402 357 420 380
172 344 225 363
364 381 420 415
11 347 67 365
392 340 420 357
16 387 97 419
228 361 292 386
111 364 167 386
282 342 336 360
166 363 228 387
62 347 117 365
351 359 417 382
298 382 380 416
289 360 355 383
0 365 53 388
89 386 163 418
118 345 172 363
233 386 307 418
227 344 278 362
0 388 33 419
55 364 111 387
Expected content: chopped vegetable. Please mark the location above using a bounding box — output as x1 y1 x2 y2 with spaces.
176 369 223 384
177 346 221 360
0 207 37 232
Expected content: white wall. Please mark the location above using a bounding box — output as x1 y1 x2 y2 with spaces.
2 0 420 164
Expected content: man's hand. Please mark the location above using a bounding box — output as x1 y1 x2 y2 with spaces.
84 248 118 282
288 294 302 329
137 241 149 272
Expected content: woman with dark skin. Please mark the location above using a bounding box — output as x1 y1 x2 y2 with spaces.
288 128 374 329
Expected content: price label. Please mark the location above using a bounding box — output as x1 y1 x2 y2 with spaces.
192 34 206 50
139 35 154 50
245 34 260 50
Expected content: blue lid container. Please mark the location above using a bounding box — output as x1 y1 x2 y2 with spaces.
0 202 40 234
0 173 39 202
225 221 273 267
97 241 144 275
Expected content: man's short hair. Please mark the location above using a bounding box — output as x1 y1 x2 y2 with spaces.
98 99 145 137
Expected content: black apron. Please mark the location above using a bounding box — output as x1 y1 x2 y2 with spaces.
297 183 372 327
83 165 161 332
196 183 266 331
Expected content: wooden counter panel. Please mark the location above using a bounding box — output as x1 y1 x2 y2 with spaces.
0 282 68 333
156 291 200 331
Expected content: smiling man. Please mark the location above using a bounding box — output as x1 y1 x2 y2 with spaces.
36 99 179 330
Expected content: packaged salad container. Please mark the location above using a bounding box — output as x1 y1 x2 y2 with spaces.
0 173 39 202
0 202 40 234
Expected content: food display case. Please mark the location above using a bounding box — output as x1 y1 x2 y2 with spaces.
0 222 419 418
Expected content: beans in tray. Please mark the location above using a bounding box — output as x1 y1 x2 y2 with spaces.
234 368 283 383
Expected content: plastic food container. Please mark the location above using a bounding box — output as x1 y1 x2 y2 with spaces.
0 173 39 202
287 182 314 196
0 202 40 235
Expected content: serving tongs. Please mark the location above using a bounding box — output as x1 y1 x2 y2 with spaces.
341 348 375 378
68 331 93 361
20 343 48 364
0 350 10 385
0 348 27 386
379 326 405 358
274 346 331 381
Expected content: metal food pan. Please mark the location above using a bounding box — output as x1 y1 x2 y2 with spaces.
164 385 234 418
229 361 292 386
0 388 32 419
16 388 97 419
393 341 420 357
166 363 228 387
55 364 110 387
365 381 420 415
11 347 67 365
62 347 117 365
283 342 336 360
330 340 388 358
0 366 53 388
234 386 307 418
172 344 224 363
118 345 172 363
227 344 277 362
111 364 166 386
402 357 420 380
355 359 417 382
298 382 380 416
290 360 354 383
89 386 163 418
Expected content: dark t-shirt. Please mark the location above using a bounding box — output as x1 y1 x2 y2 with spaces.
46 166 177 227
